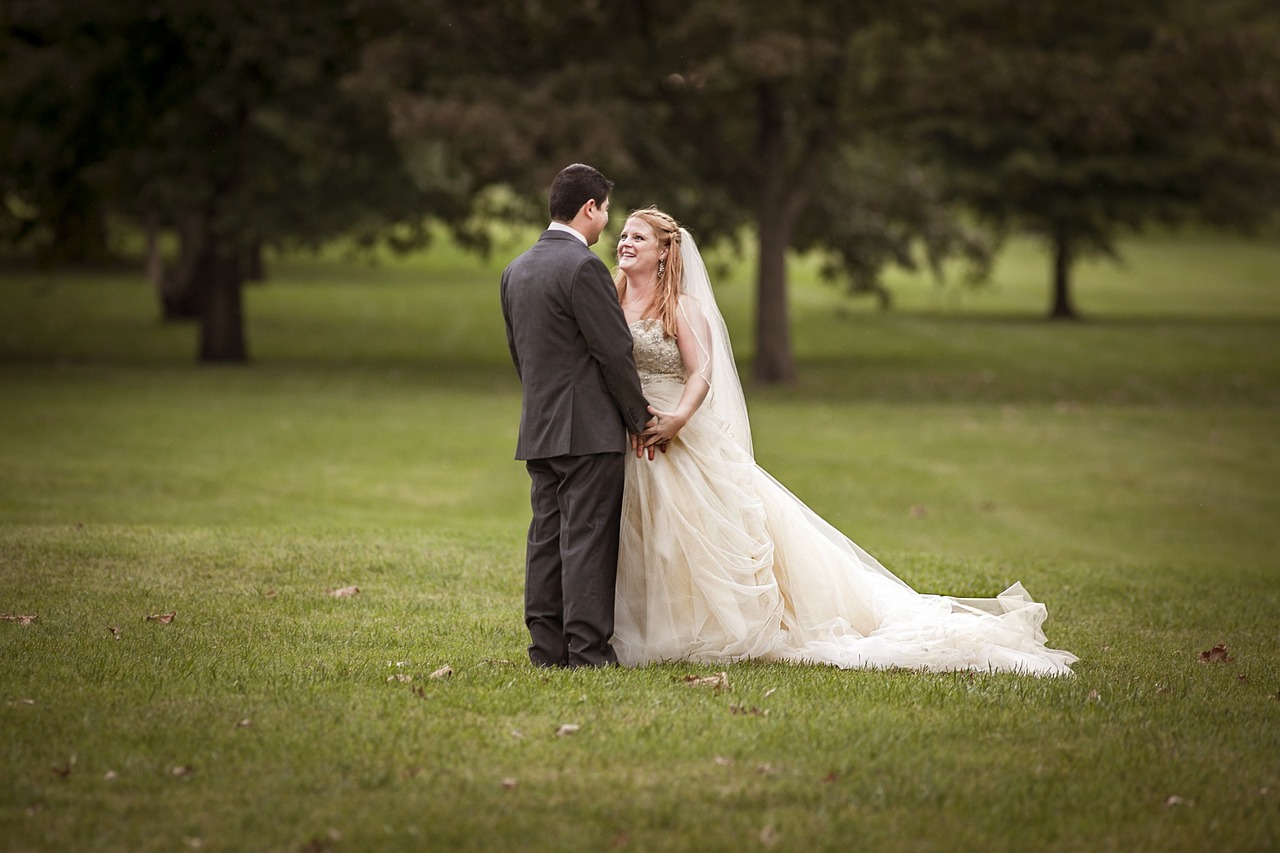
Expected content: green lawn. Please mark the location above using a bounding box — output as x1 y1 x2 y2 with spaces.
1 229 1278 851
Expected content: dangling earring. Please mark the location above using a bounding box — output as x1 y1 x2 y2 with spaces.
657 258 666 278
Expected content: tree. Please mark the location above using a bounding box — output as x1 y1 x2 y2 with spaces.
2 0 443 360
356 1 985 384
608 2 985 383
913 0 1280 319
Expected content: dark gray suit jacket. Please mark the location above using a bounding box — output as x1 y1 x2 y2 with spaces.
501 230 649 460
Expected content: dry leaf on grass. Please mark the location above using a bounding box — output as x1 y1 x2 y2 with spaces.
682 671 729 690
171 765 195 778
501 777 518 790
106 625 121 640
1165 795 1192 807
429 665 453 680
759 825 782 846
555 723 580 738
260 589 278 599
714 756 735 767
235 719 252 729
1198 643 1234 663
729 703 767 717
51 760 73 778
326 586 360 598
387 673 413 683
145 611 176 624
1 613 39 625
823 771 840 783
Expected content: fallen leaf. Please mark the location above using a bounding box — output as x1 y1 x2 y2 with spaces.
713 756 734 767
823 771 840 783
235 719 253 729
1 613 39 625
501 777 518 790
326 586 360 598
1165 795 1192 807
729 704 767 716
104 770 118 781
106 625 121 640
51 761 73 778
171 765 195 778
510 729 524 739
555 723 580 738
759 825 781 846
261 589 278 599
762 687 777 699
683 671 729 690
429 665 454 680
1198 644 1234 664
756 763 777 776
183 837 204 850
1086 689 1100 703
145 611 176 624
1155 684 1171 694
387 673 413 683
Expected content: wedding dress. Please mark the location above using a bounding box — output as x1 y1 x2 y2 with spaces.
612 232 1076 676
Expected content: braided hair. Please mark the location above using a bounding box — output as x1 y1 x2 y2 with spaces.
613 207 685 339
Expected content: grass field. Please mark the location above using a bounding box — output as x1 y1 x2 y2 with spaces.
1 228 1278 851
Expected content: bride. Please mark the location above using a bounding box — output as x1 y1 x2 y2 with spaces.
610 207 1076 675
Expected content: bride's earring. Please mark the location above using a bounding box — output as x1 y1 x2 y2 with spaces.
657 258 666 278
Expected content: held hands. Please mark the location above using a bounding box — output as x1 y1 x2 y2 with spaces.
632 405 685 460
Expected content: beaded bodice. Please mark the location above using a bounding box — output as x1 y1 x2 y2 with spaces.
630 319 684 382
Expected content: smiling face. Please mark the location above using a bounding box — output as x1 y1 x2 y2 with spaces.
616 216 666 282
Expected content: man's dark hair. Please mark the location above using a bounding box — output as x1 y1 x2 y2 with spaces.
549 163 613 222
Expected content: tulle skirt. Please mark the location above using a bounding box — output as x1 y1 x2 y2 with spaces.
613 377 1077 676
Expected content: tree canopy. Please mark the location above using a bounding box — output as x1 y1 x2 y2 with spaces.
3 0 1278 368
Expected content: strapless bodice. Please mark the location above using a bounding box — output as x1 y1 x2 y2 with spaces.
630 319 684 382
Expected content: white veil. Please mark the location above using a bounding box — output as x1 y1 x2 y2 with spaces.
676 228 754 458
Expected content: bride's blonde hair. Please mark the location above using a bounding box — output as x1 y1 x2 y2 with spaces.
613 206 684 339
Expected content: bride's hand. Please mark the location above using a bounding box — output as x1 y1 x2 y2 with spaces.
638 406 683 458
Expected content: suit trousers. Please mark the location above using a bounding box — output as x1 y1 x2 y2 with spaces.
524 452 624 668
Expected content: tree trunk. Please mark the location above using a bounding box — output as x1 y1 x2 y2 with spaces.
195 242 248 362
244 240 265 283
752 84 801 385
1049 234 1080 320
157 211 206 321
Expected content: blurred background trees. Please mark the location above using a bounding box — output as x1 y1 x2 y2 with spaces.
3 0 1277 373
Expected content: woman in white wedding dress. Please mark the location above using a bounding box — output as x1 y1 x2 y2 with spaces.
610 207 1076 675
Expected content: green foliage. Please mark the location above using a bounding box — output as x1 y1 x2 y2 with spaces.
913 0 1280 316
1 233 1278 849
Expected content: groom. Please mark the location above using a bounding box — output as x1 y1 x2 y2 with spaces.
500 163 651 668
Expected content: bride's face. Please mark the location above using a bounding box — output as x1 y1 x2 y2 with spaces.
616 217 665 281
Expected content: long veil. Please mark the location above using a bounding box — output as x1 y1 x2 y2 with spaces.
676 228 753 458
671 229 1076 675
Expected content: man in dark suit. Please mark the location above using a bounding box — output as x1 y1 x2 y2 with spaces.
500 164 652 668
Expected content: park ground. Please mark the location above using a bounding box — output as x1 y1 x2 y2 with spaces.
1 229 1278 851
